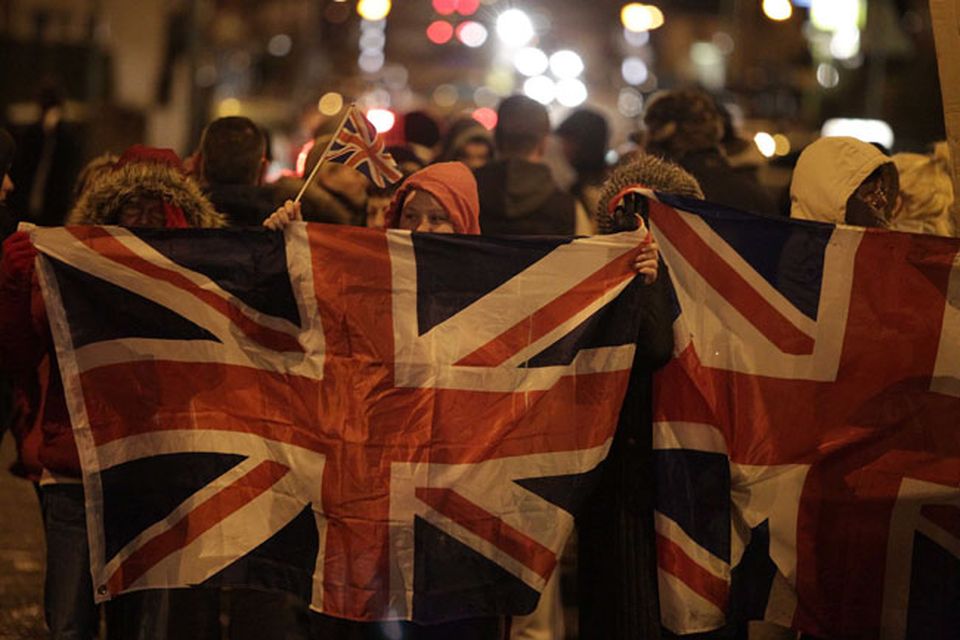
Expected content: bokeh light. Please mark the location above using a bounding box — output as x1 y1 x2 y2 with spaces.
621 56 649 85
773 134 791 156
762 0 792 22
358 49 385 73
621 3 665 32
318 92 344 116
496 9 534 47
432 84 459 107
458 0 480 16
513 47 549 77
549 50 584 79
456 21 488 47
618 88 644 118
472 107 498 130
555 78 588 107
267 34 292 57
523 75 556 105
366 108 396 133
427 20 454 44
754 132 776 158
816 62 840 88
357 0 391 21
432 0 457 15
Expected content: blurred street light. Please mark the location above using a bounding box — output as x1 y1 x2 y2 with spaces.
456 21 488 47
555 79 588 107
366 108 397 133
621 3 664 33
761 0 792 22
754 132 776 157
318 92 344 116
497 9 535 47
357 0 392 21
427 20 454 44
549 50 584 79
523 75 556 104
514 47 549 77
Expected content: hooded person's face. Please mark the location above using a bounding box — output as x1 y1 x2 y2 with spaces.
845 163 899 228
398 190 454 233
118 196 167 228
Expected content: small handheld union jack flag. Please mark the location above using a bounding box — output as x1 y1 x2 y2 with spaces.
323 105 403 188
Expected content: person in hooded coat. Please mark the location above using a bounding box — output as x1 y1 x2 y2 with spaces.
789 136 899 228
0 144 225 640
474 95 576 236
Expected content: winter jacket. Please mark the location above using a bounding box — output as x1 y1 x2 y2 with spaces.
678 149 778 217
790 136 891 224
889 142 957 237
0 156 224 477
204 183 279 227
474 159 575 236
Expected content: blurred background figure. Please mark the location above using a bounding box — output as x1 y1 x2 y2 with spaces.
555 108 612 233
0 128 17 240
643 87 777 217
196 116 274 226
402 110 441 167
889 141 956 236
475 95 576 236
7 81 84 227
437 117 495 170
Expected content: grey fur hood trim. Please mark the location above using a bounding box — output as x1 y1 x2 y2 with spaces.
68 161 226 228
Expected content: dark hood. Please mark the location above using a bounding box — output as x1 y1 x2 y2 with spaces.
477 159 559 220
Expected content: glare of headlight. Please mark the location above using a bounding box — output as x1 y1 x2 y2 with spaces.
549 50 584 79
523 75 556 105
497 9 534 47
514 47 549 77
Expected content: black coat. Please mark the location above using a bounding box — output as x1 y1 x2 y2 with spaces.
475 159 575 236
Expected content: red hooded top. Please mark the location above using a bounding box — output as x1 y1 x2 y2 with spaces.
384 162 481 235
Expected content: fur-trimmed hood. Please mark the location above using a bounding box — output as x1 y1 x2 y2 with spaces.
68 160 225 228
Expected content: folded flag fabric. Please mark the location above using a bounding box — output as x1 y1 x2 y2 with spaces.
648 191 960 639
32 223 649 623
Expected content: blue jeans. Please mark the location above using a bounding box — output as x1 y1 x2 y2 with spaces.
40 483 99 640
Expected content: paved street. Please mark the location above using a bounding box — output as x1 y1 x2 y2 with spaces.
0 434 45 639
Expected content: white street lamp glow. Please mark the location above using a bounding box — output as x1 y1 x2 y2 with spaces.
549 50 584 79
829 26 860 60
457 21 488 48
497 9 534 47
523 75 556 105
514 47 549 77
358 50 385 73
822 118 894 149
555 78 587 107
621 56 648 85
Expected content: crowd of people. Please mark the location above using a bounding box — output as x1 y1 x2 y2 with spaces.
0 84 955 640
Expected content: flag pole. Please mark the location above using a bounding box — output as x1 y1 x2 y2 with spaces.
294 104 356 205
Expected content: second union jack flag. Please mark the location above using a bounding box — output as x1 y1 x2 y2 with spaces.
648 191 960 638
325 106 403 188
32 223 650 623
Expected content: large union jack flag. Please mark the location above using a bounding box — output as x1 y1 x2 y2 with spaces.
648 191 960 638
324 106 403 188
32 223 648 623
